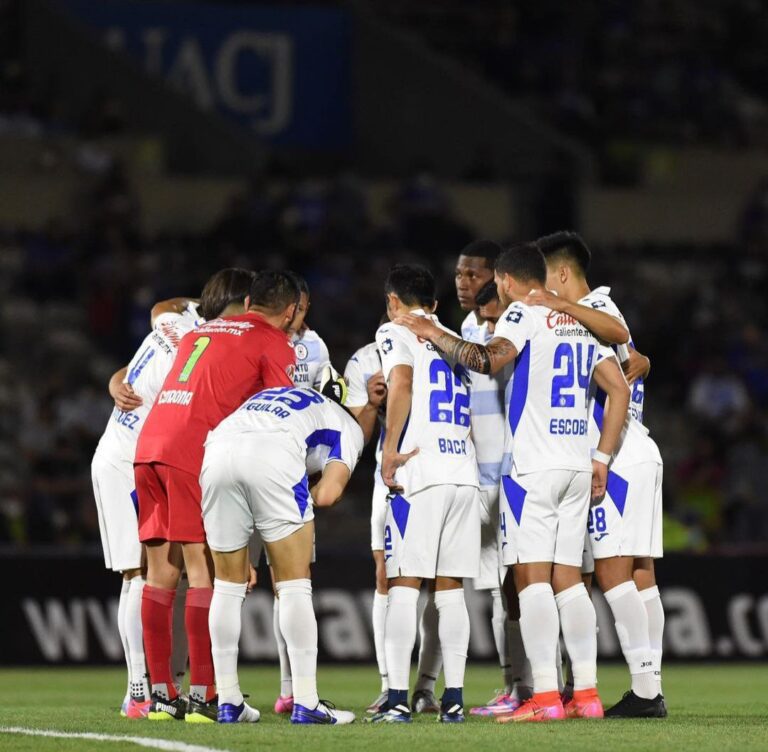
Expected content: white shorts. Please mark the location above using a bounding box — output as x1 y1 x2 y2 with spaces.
201 434 314 553
500 468 591 567
590 462 663 560
385 484 480 579
581 530 595 574
370 481 389 551
91 453 142 572
474 485 507 590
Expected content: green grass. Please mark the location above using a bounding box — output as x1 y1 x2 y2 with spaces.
0 664 765 752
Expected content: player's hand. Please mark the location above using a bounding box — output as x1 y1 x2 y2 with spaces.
393 313 439 341
622 348 650 384
114 383 143 412
382 447 419 493
246 564 258 592
366 371 387 408
524 288 566 311
591 459 608 502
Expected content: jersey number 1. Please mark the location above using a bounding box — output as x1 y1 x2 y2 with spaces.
178 336 211 383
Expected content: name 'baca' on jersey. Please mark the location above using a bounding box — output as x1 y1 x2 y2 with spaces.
376 311 478 495
207 386 364 476
493 301 615 476
94 305 203 468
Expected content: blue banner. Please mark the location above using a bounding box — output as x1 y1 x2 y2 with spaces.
58 0 351 149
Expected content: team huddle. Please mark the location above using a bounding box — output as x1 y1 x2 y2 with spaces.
91 232 667 727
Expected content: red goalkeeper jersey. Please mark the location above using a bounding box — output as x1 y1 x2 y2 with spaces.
135 312 295 475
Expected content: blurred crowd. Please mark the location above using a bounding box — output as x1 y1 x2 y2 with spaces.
0 161 767 554
379 0 768 154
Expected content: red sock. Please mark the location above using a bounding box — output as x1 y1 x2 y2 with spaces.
142 585 177 699
185 587 215 700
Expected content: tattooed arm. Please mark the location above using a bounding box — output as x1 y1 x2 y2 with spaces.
394 314 519 375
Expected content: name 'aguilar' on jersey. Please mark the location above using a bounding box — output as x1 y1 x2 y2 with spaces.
376 311 479 496
494 302 615 476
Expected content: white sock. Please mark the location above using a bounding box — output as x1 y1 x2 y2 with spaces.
385 586 420 691
506 620 532 700
414 591 442 692
518 583 560 694
372 592 389 692
490 589 513 692
604 581 656 699
273 596 293 698
171 578 189 692
555 583 597 691
126 577 149 699
434 589 470 690
555 636 565 693
118 580 131 698
209 579 247 706
276 579 318 709
640 585 665 695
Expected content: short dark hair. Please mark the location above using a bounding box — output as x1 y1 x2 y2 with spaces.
285 270 310 297
459 239 501 265
475 278 499 307
495 243 547 285
536 231 591 275
249 270 302 313
199 267 255 320
385 264 436 308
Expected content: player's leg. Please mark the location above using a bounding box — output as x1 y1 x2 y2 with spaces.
368 482 390 712
470 486 521 717
431 485 481 723
209 546 260 723
269 550 296 713
368 548 390 712
170 575 189 694
498 470 564 723
370 488 438 723
411 587 442 713
201 441 261 724
636 463 665 703
502 568 533 704
550 471 601 720
135 462 186 720
93 457 149 717
143 538 184 716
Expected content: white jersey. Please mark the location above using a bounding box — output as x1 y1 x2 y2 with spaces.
579 286 645 424
376 310 478 495
494 301 614 476
207 385 364 476
461 311 507 488
344 342 385 482
94 305 203 468
293 328 331 389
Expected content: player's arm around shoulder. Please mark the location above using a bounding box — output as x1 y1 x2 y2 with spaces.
393 312 518 376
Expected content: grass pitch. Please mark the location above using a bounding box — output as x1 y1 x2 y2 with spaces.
0 664 765 752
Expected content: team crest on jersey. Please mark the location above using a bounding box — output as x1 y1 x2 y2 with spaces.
295 343 308 361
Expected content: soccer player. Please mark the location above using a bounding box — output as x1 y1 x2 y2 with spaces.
91 269 253 718
395 244 630 723
530 232 666 717
135 271 299 722
268 272 332 716
202 383 364 724
371 264 481 724
464 278 533 717
345 333 443 715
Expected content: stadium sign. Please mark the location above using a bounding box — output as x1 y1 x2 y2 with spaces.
2 550 767 665
58 0 352 148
